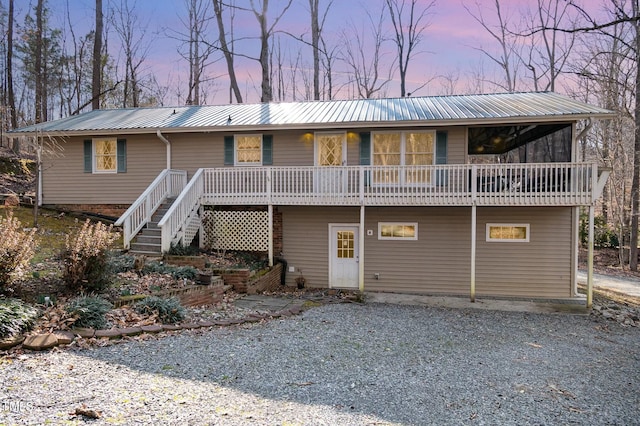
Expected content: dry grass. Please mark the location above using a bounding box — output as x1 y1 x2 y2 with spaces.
577 283 640 307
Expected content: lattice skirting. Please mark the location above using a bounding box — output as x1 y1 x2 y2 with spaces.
202 210 269 251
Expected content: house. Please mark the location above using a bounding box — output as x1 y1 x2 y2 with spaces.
12 92 612 305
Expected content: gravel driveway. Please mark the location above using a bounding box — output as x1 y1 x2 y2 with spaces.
2 302 639 425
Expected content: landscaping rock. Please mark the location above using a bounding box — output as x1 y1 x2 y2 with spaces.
52 330 75 345
141 324 163 333
95 329 123 339
0 335 25 350
162 324 182 331
119 327 143 336
72 327 95 338
23 334 58 351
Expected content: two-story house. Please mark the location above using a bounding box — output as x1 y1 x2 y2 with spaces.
12 92 612 305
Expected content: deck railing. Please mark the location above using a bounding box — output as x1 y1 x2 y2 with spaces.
199 162 602 207
157 168 204 252
114 169 187 249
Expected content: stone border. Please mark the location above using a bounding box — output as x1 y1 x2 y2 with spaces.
2 304 305 352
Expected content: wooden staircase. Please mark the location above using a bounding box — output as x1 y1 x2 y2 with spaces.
129 198 176 256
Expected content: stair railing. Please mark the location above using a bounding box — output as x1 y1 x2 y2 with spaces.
115 169 187 249
158 168 204 252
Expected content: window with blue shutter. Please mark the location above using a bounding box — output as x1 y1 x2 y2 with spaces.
84 140 92 172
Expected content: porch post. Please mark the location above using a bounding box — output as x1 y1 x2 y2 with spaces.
359 205 365 292
587 205 595 308
268 204 274 267
470 203 477 302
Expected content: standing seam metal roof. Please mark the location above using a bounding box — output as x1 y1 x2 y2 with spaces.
11 91 613 135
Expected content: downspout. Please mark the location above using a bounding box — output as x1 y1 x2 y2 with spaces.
156 129 171 169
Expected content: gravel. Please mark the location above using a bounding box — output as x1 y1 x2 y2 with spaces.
2 302 639 425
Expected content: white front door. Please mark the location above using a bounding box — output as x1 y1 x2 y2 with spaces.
329 224 359 289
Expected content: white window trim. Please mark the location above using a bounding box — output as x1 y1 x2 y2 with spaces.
234 134 263 166
486 223 530 242
93 137 117 174
371 130 436 187
378 222 418 240
314 131 347 166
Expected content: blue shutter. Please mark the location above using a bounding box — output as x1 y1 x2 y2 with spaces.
435 131 448 186
359 132 371 165
117 139 127 173
262 135 273 165
224 136 234 165
359 132 371 187
84 140 92 173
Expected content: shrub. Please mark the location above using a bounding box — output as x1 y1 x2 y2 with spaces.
65 296 113 330
0 212 37 289
579 213 619 248
0 298 40 338
62 219 119 291
134 296 185 324
142 262 198 281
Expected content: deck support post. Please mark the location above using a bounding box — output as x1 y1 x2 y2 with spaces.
470 203 477 302
268 204 274 267
359 205 365 292
587 205 594 308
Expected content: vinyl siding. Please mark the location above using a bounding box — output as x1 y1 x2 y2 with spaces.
42 127 465 205
475 207 573 298
363 207 472 295
280 205 574 298
42 135 165 204
280 206 360 287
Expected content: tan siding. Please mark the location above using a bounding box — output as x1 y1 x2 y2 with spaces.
446 127 466 164
475 207 573 298
170 133 222 175
43 135 165 205
363 207 471 295
280 206 360 288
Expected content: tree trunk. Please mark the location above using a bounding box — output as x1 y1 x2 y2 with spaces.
7 0 18 151
212 0 243 103
92 0 103 110
35 0 44 123
630 1 640 271
310 0 320 100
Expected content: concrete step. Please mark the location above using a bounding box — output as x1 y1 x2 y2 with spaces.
141 228 161 237
135 234 161 244
130 242 162 254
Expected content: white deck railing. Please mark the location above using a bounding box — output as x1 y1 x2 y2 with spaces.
199 163 603 207
132 163 609 253
114 169 187 249
157 168 204 252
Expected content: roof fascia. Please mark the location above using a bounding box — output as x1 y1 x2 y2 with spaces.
11 112 614 138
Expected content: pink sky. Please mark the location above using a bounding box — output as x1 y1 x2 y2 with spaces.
18 0 608 106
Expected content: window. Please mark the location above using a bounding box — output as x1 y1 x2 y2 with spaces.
372 131 435 184
486 223 530 242
236 135 262 165
378 222 418 240
84 138 126 173
316 132 345 166
94 138 117 172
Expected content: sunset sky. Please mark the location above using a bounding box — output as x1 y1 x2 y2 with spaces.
13 0 609 105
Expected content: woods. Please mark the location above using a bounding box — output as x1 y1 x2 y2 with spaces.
0 0 638 269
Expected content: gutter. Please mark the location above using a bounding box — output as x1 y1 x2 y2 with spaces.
156 129 171 169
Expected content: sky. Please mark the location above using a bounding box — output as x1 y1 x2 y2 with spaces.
13 0 609 106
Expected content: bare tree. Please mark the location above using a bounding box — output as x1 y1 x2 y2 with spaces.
384 0 435 97
249 0 294 103
308 0 333 100
341 7 393 99
92 0 102 110
521 0 578 91
112 0 150 108
463 0 521 92
212 0 242 103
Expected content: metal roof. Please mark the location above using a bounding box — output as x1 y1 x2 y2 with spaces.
12 92 613 136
